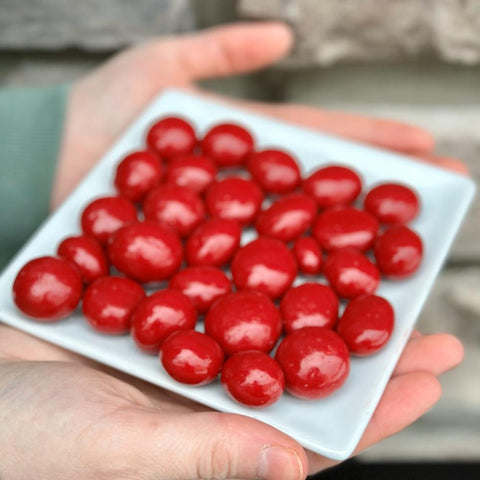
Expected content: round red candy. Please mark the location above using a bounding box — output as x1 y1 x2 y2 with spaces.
221 352 285 407
57 235 109 284
166 154 217 194
280 283 339 334
364 183 420 225
81 196 137 245
323 249 380 299
170 266 231 314
131 289 197 353
275 327 350 400
313 206 379 252
231 237 297 299
205 290 281 356
247 149 301 194
303 165 362 208
293 237 322 275
143 184 205 237
146 116 196 160
160 330 224 385
107 221 182 283
13 256 83 321
337 294 394 355
201 123 254 167
185 218 241 267
82 276 145 334
256 194 317 243
374 226 423 278
205 177 263 226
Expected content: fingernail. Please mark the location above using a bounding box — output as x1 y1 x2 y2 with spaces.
256 445 304 480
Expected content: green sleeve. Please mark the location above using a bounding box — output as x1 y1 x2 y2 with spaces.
0 84 69 270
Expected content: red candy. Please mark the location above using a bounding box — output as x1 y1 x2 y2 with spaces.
205 290 282 356
166 154 217 194
82 276 145 334
337 294 394 355
256 194 317 243
221 351 285 407
205 177 263 226
323 249 380 299
160 330 224 385
107 221 182 283
275 327 350 399
374 226 423 278
131 289 197 353
293 237 322 275
247 149 301 194
313 206 379 252
81 196 137 245
231 237 297 299
201 123 254 167
13 256 82 321
364 183 420 225
280 283 339 333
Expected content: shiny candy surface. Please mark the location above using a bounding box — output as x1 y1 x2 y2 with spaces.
166 154 217 194
293 237 323 275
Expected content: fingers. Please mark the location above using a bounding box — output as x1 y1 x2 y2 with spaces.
416 153 469 174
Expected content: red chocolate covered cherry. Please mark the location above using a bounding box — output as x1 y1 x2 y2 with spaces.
280 283 339 333
81 196 137 245
337 294 394 355
131 289 197 353
303 165 362 208
166 154 217 194
82 276 145 334
107 221 182 283
221 351 285 407
204 290 282 356
201 123 254 167
323 249 380 299
293 237 322 275
231 237 297 299
57 235 109 284
13 256 82 321
170 266 231 314
374 226 423 278
247 149 301 194
364 183 420 225
275 327 350 399
160 330 224 385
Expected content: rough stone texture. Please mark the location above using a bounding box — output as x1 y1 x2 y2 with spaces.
239 0 480 65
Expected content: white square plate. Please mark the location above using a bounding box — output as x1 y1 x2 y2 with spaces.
0 89 475 460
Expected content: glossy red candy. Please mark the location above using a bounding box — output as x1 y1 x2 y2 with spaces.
313 206 379 252
81 196 137 245
82 276 145 334
337 294 394 355
221 352 285 407
169 266 231 314
293 237 322 275
374 226 423 278
205 177 263 226
364 183 420 225
166 154 217 194
275 327 350 399
185 218 241 267
143 184 205 237
280 283 339 333
255 194 317 243
107 221 182 283
13 256 83 321
247 149 301 194
57 235 109 284
323 249 380 299
303 165 362 208
204 290 282 356
131 289 197 353
201 123 254 167
231 237 297 299
160 330 224 385
146 116 196 160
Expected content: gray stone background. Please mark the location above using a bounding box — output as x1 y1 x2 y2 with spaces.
1 0 479 462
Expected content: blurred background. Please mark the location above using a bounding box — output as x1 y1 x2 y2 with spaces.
1 0 479 476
